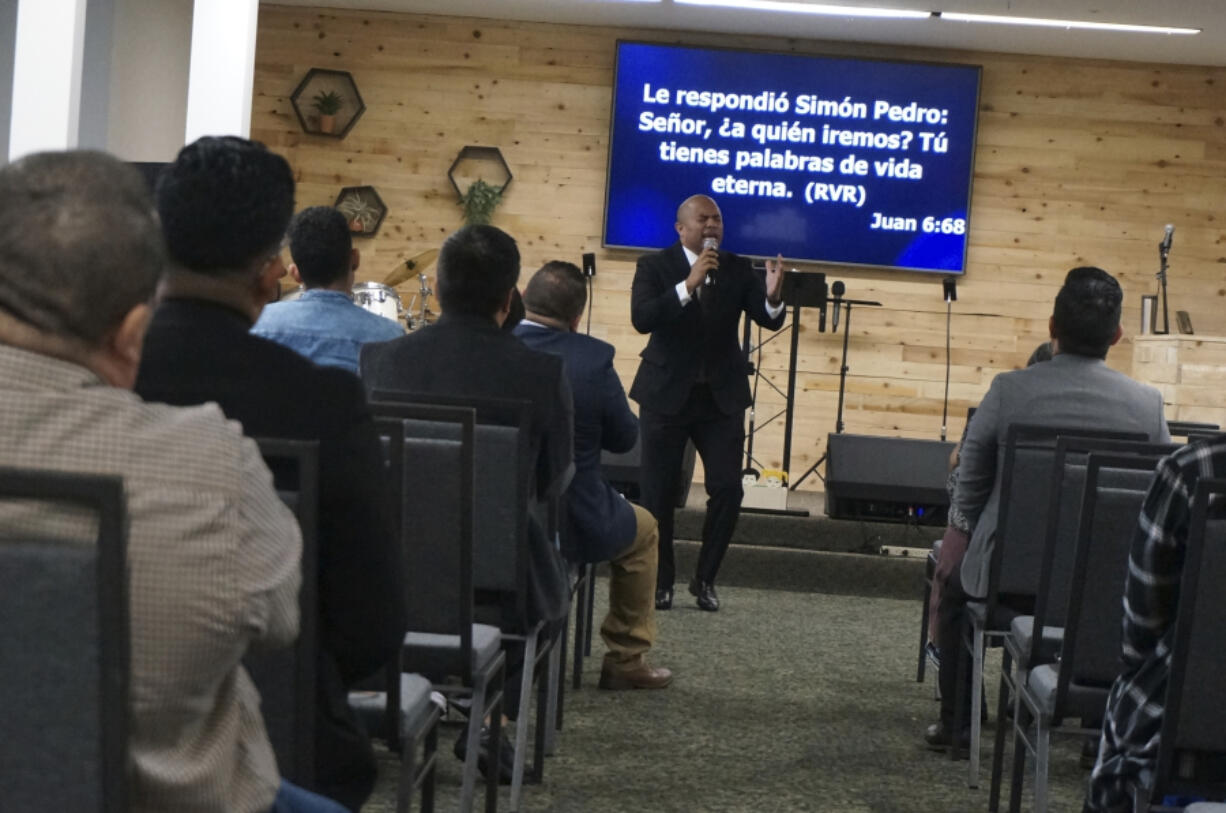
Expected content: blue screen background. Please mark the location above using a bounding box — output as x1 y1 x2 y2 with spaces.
604 42 981 274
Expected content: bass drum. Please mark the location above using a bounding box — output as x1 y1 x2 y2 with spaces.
351 281 404 325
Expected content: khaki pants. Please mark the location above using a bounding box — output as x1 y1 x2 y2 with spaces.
601 504 659 669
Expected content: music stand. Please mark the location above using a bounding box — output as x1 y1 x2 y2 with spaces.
790 292 882 491
779 272 828 488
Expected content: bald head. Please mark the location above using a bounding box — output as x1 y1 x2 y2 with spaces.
674 194 723 254
0 151 164 346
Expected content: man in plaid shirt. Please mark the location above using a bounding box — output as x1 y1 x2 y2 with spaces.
1085 434 1226 811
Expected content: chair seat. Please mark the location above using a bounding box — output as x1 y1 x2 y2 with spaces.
967 599 1027 633
403 623 501 678
399 673 439 735
1004 616 1064 667
1026 663 1109 719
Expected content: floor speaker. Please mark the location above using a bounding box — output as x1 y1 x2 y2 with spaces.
824 433 956 524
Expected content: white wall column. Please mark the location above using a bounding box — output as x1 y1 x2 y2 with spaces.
184 0 258 142
8 0 88 160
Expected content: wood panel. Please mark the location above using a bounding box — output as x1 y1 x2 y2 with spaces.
253 6 1226 489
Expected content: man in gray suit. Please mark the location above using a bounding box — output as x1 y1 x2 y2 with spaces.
926 266 1169 750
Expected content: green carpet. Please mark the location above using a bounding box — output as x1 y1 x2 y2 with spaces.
363 582 1089 812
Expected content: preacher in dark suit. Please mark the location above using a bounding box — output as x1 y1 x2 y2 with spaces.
135 137 405 812
515 261 672 690
630 195 786 612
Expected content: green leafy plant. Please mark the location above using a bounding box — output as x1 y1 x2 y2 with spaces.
311 90 343 116
458 179 505 226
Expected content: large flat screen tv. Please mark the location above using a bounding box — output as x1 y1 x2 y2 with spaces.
604 42 982 275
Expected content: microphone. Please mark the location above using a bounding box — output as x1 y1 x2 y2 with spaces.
943 277 957 303
831 280 845 332
582 252 596 277
1160 224 1174 254
701 237 719 286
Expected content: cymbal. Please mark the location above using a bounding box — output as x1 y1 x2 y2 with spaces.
383 249 439 288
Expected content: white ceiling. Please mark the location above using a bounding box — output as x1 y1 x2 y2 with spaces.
273 0 1226 67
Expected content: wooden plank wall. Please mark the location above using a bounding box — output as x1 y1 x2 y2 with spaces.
252 6 1226 489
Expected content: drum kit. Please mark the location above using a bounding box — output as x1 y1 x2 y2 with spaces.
279 249 439 330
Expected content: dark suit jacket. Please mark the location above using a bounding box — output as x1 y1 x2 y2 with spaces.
513 322 638 564
135 298 406 810
629 241 786 416
359 312 575 624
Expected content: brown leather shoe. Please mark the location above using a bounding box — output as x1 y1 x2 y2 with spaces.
598 662 673 690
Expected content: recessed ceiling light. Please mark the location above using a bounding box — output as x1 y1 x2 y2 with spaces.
674 0 931 20
937 11 1199 36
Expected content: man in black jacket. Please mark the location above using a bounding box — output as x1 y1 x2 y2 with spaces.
135 136 405 812
630 194 786 612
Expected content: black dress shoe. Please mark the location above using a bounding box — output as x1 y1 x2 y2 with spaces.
924 722 969 755
655 587 673 610
689 578 719 612
453 725 515 784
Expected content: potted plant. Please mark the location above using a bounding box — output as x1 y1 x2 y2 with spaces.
336 193 378 234
311 90 343 134
458 178 505 226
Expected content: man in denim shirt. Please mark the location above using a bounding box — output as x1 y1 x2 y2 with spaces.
254 206 402 372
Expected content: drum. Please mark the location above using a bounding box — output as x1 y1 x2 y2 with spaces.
351 281 403 324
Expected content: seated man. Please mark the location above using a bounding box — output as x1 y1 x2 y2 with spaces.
135 137 405 811
1085 433 1226 812
927 266 1169 751
253 205 403 372
514 261 672 690
0 150 330 811
360 224 574 773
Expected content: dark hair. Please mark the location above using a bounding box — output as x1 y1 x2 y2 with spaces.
435 225 520 318
1026 341 1053 366
522 261 587 324
156 136 294 274
0 151 165 344
1051 266 1122 359
502 288 525 332
288 206 351 287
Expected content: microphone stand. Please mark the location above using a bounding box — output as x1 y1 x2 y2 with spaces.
1154 242 1171 335
791 296 882 491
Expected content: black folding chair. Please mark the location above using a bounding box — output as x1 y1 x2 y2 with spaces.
0 469 129 813
1132 478 1226 811
374 390 561 811
1002 452 1166 813
246 438 320 789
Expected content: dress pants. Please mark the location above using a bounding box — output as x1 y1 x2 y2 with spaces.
601 504 660 669
639 383 745 591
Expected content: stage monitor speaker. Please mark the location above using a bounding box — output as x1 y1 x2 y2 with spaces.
824 434 956 524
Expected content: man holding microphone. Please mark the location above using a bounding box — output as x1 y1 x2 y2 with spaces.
630 194 786 612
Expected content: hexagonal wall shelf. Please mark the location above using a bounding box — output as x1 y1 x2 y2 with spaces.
447 146 513 200
334 186 386 238
290 68 365 139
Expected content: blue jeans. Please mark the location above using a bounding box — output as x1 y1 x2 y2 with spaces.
270 780 350 813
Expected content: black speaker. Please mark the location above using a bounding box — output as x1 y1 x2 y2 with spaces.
824 434 956 524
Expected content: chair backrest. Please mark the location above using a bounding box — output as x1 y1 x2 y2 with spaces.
370 401 477 683
1166 421 1220 441
243 439 319 788
0 468 129 813
1051 452 1166 722
989 424 1145 603
1151 477 1226 802
373 390 535 627
1032 438 1178 644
